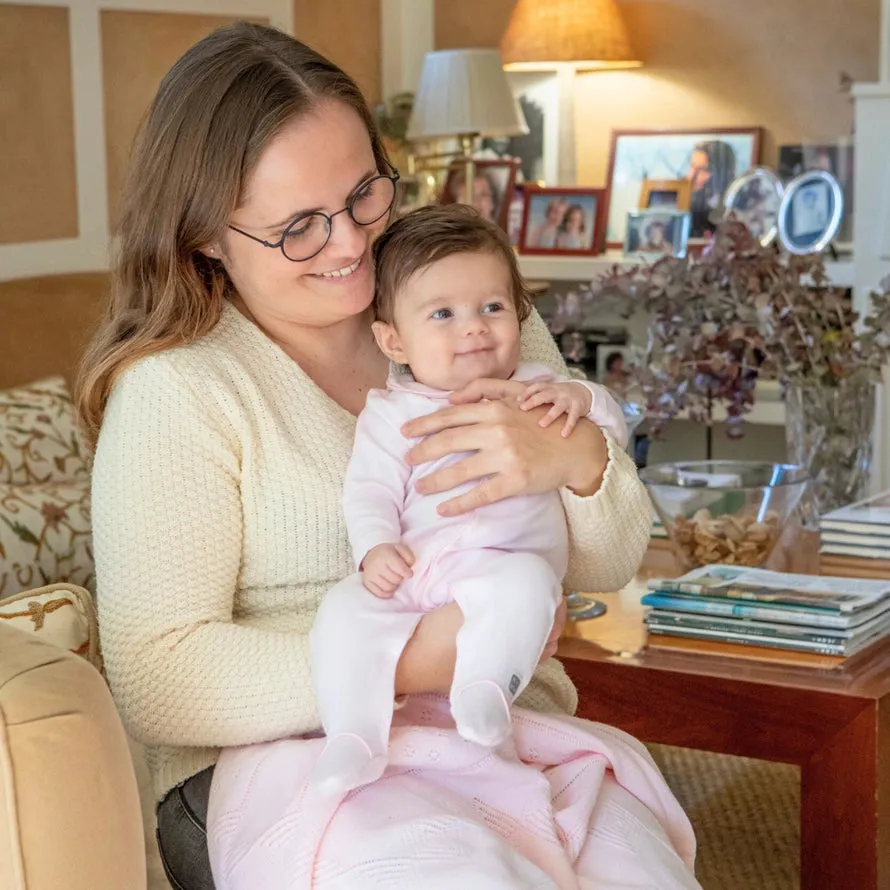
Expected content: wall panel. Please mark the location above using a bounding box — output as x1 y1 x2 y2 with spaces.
0 3 78 245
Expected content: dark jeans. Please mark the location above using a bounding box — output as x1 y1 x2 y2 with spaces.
156 766 216 890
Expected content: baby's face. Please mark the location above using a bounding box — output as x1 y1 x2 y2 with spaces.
374 250 521 391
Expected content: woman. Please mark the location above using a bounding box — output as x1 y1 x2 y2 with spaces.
686 140 737 238
79 22 697 889
555 203 588 250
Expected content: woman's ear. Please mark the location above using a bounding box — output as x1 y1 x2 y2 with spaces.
372 321 408 365
199 243 223 260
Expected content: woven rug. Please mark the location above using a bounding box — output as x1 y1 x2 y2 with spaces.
648 745 800 889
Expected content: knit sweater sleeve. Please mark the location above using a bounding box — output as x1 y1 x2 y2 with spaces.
91 356 320 748
519 309 652 593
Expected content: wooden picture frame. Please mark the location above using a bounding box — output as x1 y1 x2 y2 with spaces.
639 178 692 211
438 158 521 232
518 186 606 256
604 127 763 248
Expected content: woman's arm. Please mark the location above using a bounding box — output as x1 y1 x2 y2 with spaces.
520 309 653 592
92 357 320 749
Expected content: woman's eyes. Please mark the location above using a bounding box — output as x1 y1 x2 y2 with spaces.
284 215 324 240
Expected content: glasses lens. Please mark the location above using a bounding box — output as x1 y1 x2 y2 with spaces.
350 176 396 226
281 213 331 262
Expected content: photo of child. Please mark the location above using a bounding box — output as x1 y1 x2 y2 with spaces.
519 188 603 255
624 209 691 259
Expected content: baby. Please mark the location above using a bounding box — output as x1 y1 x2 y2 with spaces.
309 204 628 794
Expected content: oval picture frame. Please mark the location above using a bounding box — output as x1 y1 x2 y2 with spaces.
722 167 784 247
777 169 844 256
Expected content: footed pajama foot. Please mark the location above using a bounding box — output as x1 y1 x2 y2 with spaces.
311 733 387 795
451 680 512 747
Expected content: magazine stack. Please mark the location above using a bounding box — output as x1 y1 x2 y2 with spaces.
819 490 890 579
643 565 890 668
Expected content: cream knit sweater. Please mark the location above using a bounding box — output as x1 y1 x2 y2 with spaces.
92 301 652 803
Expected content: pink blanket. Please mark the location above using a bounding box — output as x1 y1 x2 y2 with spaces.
207 696 699 889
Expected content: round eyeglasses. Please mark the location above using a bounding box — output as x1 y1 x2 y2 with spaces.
228 168 400 262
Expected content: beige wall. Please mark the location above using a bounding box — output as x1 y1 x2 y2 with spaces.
434 0 879 185
293 0 381 104
101 11 256 230
0 4 78 245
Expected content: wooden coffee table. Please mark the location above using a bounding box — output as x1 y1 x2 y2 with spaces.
558 576 890 889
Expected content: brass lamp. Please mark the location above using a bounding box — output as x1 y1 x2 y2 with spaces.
406 49 528 206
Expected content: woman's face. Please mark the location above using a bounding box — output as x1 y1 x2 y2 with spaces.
566 209 583 233
471 175 495 221
219 100 384 329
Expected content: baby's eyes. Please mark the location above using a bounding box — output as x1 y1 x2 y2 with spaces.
430 308 454 320
482 302 504 313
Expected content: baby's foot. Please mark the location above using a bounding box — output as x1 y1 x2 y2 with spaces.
311 733 387 795
451 680 512 747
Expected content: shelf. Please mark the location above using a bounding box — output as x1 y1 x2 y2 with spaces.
518 253 857 289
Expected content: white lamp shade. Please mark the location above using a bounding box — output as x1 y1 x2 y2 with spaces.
407 49 528 142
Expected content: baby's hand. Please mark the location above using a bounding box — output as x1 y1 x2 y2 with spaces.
520 381 592 437
361 542 415 598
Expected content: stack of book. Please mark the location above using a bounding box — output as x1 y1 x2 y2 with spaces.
819 490 890 579
643 564 890 668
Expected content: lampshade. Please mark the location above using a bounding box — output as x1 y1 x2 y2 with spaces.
501 0 641 71
406 49 528 142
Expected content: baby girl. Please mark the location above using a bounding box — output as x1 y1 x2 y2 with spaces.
309 204 628 794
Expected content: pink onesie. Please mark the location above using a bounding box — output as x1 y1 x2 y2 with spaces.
309 363 628 792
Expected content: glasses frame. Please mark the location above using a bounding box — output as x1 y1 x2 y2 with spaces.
228 166 400 262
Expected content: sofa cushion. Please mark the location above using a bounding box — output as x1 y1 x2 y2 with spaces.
0 479 93 597
0 621 146 890
0 582 100 672
0 376 89 485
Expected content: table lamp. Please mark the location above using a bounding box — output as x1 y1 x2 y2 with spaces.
407 48 528 206
501 0 642 185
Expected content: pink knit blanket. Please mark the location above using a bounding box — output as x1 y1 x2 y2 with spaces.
207 696 699 889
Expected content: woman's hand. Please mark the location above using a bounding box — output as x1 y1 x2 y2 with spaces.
393 596 569 696
400 378 611 516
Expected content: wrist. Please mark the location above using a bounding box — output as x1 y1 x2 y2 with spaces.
565 422 609 496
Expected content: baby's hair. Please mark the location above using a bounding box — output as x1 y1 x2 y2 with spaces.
373 204 533 324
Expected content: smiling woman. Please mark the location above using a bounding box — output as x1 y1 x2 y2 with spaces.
76 20 691 890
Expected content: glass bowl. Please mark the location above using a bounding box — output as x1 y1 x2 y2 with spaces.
639 460 809 570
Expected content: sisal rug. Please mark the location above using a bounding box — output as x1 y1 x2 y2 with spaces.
648 745 800 889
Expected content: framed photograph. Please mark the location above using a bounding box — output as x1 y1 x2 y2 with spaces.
605 128 762 247
639 178 692 211
480 70 559 185
439 158 521 232
777 170 844 256
722 167 784 246
518 187 605 256
778 141 854 248
623 209 692 260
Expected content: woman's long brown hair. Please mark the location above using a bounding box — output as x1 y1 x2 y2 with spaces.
76 21 389 446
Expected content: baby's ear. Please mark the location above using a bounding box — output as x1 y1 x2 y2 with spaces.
372 321 408 365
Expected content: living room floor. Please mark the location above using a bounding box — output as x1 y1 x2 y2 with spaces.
652 745 799 889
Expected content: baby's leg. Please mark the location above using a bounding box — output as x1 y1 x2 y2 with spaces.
309 573 423 794
447 551 562 746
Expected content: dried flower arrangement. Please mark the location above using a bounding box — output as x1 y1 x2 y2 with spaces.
591 219 890 438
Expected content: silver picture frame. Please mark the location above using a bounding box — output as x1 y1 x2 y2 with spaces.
722 166 785 247
623 208 692 260
777 170 844 256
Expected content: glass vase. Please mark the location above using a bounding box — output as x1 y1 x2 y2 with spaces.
784 379 876 519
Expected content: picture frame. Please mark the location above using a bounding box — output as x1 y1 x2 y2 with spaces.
722 166 785 247
639 178 692 212
518 186 606 256
777 169 844 256
778 141 854 250
480 70 560 186
623 208 692 260
604 127 762 248
439 158 521 232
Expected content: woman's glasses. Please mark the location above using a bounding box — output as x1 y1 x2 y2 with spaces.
228 168 399 262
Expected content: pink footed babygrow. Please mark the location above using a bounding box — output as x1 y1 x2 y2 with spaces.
308 363 628 793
